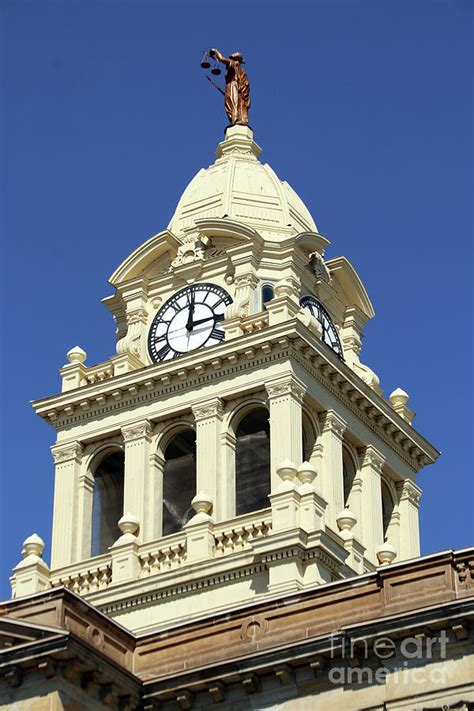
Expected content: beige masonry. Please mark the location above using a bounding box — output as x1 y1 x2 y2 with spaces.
12 125 440 636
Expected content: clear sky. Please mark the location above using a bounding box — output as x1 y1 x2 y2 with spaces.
1 0 472 598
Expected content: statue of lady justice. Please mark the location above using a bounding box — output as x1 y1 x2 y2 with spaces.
209 49 250 126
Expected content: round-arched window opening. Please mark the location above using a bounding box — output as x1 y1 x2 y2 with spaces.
261 284 275 310
343 449 357 508
381 479 395 539
91 451 125 557
163 429 196 536
235 408 270 515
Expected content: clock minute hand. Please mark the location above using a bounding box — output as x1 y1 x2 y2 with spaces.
186 291 195 331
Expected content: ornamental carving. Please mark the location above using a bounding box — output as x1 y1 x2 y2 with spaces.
320 410 347 438
192 399 224 421
224 273 258 320
51 442 84 464
171 234 213 268
126 307 148 325
122 421 153 442
359 445 385 473
265 378 306 403
308 250 331 283
396 479 422 507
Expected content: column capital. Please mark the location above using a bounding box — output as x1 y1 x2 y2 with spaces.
192 398 225 421
265 376 306 403
358 444 385 474
319 410 347 439
121 420 153 443
396 478 422 507
51 442 84 464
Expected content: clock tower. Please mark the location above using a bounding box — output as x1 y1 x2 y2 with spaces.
10 123 439 630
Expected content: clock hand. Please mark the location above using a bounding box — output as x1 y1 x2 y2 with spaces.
189 313 224 328
186 291 195 332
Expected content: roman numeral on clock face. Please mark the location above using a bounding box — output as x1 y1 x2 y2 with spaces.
210 327 225 341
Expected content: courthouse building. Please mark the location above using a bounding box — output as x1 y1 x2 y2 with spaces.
1 116 473 709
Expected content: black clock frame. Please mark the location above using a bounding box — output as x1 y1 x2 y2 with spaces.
148 282 233 363
299 295 344 360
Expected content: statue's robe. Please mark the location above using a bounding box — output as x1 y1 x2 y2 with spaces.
225 60 250 126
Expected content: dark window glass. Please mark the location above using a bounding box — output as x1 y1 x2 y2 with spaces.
235 409 270 515
163 430 196 536
262 285 274 310
91 451 124 556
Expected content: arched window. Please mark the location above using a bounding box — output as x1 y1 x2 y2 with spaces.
261 284 275 310
343 448 357 508
91 451 124 556
235 408 270 515
381 479 395 540
163 429 196 536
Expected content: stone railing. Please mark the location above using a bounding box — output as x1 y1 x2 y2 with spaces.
139 532 187 577
213 509 272 556
50 554 112 595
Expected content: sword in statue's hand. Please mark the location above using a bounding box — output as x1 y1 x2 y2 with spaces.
206 75 225 96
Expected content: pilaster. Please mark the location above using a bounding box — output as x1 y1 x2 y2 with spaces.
396 478 422 560
358 445 385 564
318 411 347 529
50 442 84 569
192 399 224 519
121 421 153 542
265 376 306 491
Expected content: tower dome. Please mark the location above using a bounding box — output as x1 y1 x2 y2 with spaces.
168 125 318 238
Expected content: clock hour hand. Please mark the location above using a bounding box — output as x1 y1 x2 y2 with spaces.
189 313 224 328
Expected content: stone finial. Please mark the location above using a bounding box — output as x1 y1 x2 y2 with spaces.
66 346 87 364
112 513 139 547
389 388 409 406
336 508 357 532
376 541 397 566
389 387 415 424
276 460 298 491
185 493 214 526
297 461 318 487
191 493 213 515
21 533 45 560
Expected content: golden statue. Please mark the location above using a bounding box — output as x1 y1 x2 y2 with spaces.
210 49 250 126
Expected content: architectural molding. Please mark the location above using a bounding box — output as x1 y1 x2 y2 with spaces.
396 478 422 507
319 409 347 439
191 398 225 421
51 442 84 464
358 444 386 474
121 421 153 443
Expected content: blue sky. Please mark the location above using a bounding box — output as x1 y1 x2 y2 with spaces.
1 0 472 598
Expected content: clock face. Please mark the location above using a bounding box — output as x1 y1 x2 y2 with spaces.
300 295 344 360
148 283 233 362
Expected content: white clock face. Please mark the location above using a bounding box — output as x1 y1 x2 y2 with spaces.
300 295 344 360
148 283 233 362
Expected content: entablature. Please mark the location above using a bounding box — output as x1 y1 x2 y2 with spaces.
32 319 439 473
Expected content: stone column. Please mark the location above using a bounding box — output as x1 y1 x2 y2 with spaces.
318 411 347 530
220 430 236 520
75 459 95 561
265 376 306 492
50 442 84 569
396 479 422 560
122 421 153 542
358 445 385 564
192 399 224 519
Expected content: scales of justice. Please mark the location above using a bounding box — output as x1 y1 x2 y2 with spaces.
200 48 250 127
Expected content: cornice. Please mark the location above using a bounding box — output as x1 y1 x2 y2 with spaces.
32 320 439 472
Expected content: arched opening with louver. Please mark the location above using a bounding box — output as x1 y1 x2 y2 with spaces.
162 429 196 536
91 450 125 556
235 408 271 515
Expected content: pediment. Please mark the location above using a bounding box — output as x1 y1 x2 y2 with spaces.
109 230 182 287
326 256 375 320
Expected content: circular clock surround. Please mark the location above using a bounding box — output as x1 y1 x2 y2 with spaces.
148 283 233 363
299 295 344 360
